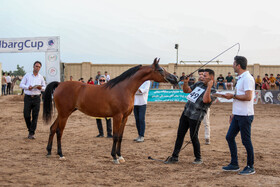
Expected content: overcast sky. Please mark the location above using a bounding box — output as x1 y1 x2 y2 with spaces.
1 0 280 75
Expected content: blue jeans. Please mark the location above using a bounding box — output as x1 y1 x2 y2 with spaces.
178 81 184 89
152 82 159 89
134 105 147 137
226 115 254 167
217 82 226 90
2 84 6 95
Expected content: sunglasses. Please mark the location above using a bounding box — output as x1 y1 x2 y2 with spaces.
99 79 106 82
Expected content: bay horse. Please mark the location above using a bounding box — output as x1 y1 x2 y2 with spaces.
43 58 178 163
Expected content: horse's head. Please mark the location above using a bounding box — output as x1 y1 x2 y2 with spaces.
150 58 178 85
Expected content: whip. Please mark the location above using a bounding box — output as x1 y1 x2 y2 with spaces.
186 43 240 77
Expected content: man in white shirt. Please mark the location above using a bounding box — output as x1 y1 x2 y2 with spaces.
6 73 12 95
133 80 150 142
198 69 212 145
105 71 110 82
222 56 255 175
20 61 46 139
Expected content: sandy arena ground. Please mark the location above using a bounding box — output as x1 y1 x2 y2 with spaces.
0 95 280 186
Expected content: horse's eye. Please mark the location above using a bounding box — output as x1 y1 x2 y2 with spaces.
157 68 164 72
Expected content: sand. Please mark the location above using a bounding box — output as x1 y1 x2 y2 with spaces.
0 95 280 186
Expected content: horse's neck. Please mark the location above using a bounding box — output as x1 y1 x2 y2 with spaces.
120 69 150 95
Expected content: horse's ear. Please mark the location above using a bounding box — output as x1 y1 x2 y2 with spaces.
153 58 158 65
157 58 160 64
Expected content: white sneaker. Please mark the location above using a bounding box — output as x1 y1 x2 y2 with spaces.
136 136 144 142
134 136 140 141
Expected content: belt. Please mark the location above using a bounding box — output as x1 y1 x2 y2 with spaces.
26 94 41 98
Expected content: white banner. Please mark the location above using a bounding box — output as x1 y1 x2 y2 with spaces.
0 37 59 53
45 51 61 83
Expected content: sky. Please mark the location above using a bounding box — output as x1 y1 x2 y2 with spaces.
1 0 280 76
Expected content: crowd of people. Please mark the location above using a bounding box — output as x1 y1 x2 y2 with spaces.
151 71 280 91
1 72 13 95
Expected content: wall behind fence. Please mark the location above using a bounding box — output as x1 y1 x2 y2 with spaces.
63 62 280 81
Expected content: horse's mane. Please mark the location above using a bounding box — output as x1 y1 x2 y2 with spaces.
105 65 142 89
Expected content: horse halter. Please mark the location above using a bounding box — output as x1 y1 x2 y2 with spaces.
157 66 169 82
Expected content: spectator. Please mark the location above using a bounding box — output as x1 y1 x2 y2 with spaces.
79 78 85 83
1 72 7 96
151 81 159 89
134 80 151 142
95 75 112 138
216 74 226 90
178 72 186 89
69 76 73 81
269 74 276 89
198 69 212 145
255 75 262 90
276 74 280 90
172 72 179 89
6 73 12 95
262 74 270 90
87 77 94 84
226 72 234 90
95 71 101 85
188 74 196 86
104 71 110 82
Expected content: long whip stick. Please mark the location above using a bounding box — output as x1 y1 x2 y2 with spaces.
186 43 240 77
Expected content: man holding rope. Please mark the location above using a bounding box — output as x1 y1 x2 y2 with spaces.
165 69 216 164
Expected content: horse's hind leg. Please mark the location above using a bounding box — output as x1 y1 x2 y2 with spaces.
46 118 58 156
56 116 68 160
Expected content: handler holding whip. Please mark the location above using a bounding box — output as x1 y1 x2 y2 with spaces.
165 69 216 164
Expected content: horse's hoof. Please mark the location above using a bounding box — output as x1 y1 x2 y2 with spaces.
59 156 66 160
113 159 120 164
46 154 51 158
118 156 125 163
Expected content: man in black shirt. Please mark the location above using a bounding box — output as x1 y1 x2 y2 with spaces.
165 69 216 164
178 72 186 89
216 74 226 90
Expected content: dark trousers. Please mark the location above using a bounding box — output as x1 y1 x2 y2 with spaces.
134 105 147 137
255 83 262 90
6 83 11 95
96 118 112 136
172 112 201 159
24 95 41 135
2 84 6 95
226 115 254 167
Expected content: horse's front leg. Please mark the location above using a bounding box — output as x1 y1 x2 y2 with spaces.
111 115 123 164
116 116 128 163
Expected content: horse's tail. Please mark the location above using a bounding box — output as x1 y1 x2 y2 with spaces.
43 81 60 124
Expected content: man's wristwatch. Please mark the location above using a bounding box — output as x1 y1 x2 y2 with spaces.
233 94 236 99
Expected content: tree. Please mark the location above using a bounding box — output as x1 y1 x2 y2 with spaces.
13 65 26 76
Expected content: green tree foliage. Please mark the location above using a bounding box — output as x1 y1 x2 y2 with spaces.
13 65 26 76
